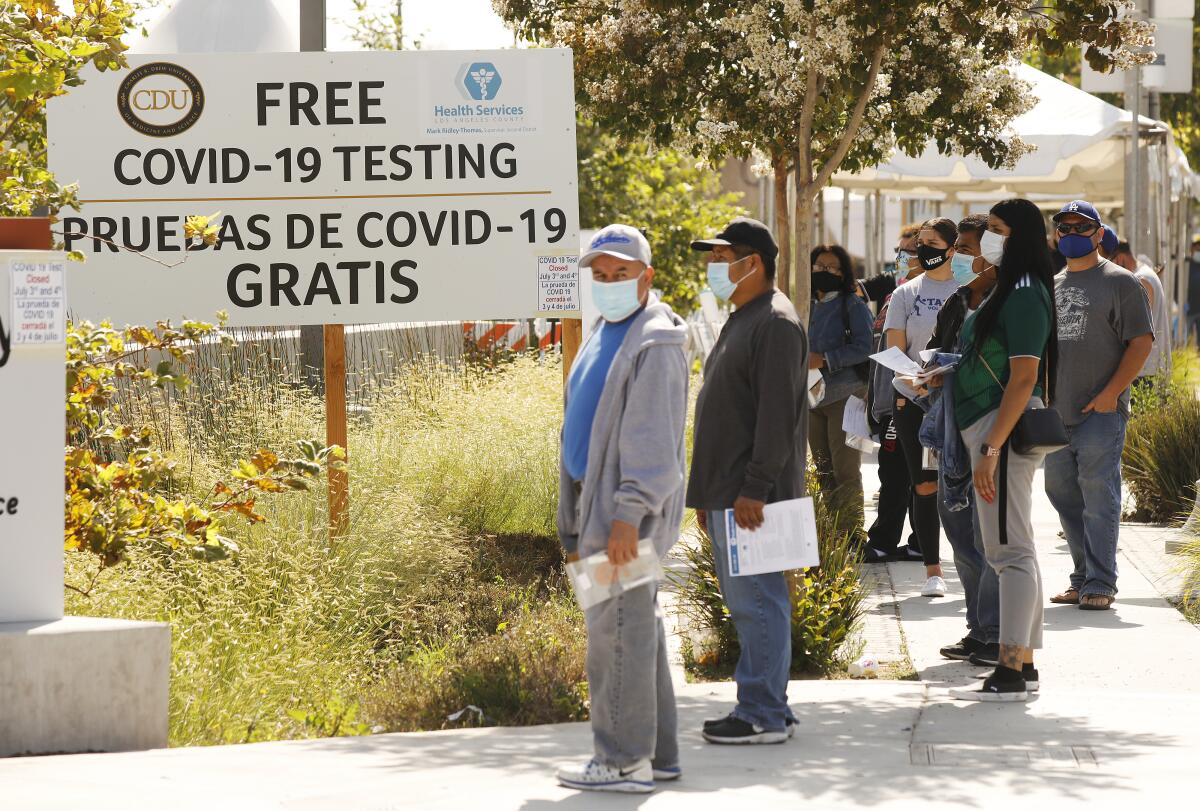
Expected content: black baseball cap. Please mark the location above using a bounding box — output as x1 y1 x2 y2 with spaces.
691 217 779 260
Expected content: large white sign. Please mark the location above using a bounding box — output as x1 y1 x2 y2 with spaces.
0 252 66 624
49 50 581 327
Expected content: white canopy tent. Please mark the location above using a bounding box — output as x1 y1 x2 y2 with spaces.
832 63 1196 203
829 63 1197 344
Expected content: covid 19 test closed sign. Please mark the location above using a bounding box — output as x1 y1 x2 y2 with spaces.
49 50 580 326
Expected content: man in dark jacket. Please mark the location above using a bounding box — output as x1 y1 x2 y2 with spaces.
687 217 807 745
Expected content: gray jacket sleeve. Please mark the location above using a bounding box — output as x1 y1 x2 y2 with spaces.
741 317 808 502
612 343 690 527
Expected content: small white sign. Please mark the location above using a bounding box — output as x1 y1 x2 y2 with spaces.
9 259 66 345
537 253 579 313
726 497 820 577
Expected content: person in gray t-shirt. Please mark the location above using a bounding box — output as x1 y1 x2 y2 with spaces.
1044 201 1153 612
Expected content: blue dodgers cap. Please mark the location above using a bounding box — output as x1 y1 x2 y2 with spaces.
1100 225 1119 254
1052 200 1103 226
580 224 652 268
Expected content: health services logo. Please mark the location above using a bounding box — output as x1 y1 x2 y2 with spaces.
117 62 204 137
462 62 501 101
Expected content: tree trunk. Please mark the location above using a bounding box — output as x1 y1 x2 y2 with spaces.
793 177 815 324
772 155 791 299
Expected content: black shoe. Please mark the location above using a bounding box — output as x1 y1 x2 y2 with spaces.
949 673 1029 702
702 716 789 745
985 665 1039 692
897 545 925 562
940 636 985 661
705 713 795 736
862 544 893 563
967 644 1000 667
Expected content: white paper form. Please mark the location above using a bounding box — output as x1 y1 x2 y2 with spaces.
842 394 877 452
566 540 663 610
869 346 924 377
726 497 820 577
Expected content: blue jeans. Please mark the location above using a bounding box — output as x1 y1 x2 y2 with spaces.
938 478 999 644
1044 411 1127 597
707 510 793 731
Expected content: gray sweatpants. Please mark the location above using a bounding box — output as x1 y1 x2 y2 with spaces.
584 582 679 769
960 402 1046 650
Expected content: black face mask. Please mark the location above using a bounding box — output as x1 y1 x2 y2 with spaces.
812 271 843 294
917 244 949 269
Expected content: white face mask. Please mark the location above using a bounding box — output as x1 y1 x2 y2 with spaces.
980 229 1006 265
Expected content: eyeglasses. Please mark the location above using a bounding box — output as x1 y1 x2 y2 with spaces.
1055 222 1098 236
813 263 841 273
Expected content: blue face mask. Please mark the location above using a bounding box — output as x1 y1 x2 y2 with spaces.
950 252 977 285
1058 233 1098 259
591 272 644 322
706 255 753 302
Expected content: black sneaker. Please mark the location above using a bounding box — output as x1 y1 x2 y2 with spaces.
949 673 1029 702
984 665 1039 691
968 644 1000 667
939 636 985 661
704 713 796 737
702 716 789 745
897 545 925 562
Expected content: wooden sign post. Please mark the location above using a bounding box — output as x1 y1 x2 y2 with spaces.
323 324 349 536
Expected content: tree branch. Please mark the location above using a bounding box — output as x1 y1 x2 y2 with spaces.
813 38 887 192
796 59 819 187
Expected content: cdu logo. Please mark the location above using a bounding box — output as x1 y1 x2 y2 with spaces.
463 62 501 101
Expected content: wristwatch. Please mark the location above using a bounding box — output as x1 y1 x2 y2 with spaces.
980 444 1001 457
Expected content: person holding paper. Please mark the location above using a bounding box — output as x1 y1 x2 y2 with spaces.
807 243 873 542
949 199 1058 702
555 224 690 793
686 217 807 745
883 217 962 597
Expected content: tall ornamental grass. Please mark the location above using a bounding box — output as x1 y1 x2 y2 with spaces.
66 356 581 745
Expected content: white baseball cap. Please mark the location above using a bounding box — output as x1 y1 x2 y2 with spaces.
580 224 651 268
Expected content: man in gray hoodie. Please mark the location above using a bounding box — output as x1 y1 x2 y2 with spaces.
555 224 690 794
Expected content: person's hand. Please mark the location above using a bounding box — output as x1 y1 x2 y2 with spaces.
733 496 766 531
566 552 580 563
1082 390 1118 414
808 352 825 370
695 510 709 537
926 375 943 389
606 519 639 566
896 397 906 410
974 453 998 504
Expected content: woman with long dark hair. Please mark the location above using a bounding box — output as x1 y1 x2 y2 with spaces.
807 244 874 540
949 198 1057 702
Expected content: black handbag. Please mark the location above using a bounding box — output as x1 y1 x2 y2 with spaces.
975 349 1068 456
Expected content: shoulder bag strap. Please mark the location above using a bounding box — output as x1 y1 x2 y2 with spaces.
974 344 1052 406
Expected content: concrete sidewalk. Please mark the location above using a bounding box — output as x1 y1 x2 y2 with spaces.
2 465 1197 809
2 677 1196 810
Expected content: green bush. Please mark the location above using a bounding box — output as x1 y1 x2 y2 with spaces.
364 595 588 731
674 470 868 677
1123 383 1200 524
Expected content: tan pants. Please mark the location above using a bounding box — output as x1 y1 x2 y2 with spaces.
808 395 865 537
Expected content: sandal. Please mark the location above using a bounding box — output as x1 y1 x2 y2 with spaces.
1050 587 1080 605
1079 594 1115 611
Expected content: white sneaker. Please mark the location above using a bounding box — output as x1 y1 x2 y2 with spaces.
556 758 655 793
652 764 681 781
921 576 947 597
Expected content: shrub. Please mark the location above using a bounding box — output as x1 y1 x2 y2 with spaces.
1123 386 1200 524
674 469 868 677
364 594 588 731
